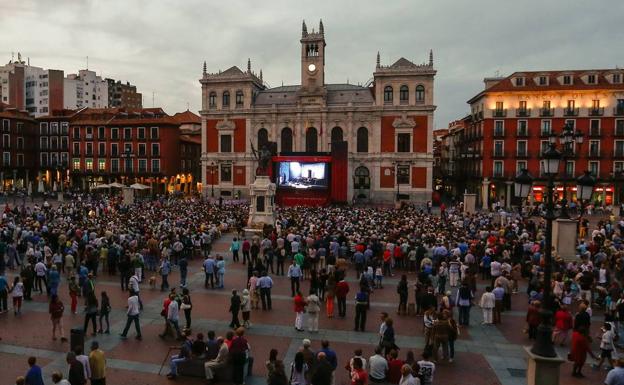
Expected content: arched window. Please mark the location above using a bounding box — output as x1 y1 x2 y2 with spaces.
280 127 293 153
357 127 368 153
257 128 269 150
306 127 318 153
208 92 217 108
235 90 244 107
222 91 230 108
400 85 409 102
384 86 393 103
354 166 370 189
331 126 343 146
415 85 425 102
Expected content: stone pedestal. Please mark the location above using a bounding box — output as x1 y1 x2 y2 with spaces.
552 218 578 262
481 179 490 210
122 187 134 205
247 175 276 228
464 193 476 214
524 347 564 385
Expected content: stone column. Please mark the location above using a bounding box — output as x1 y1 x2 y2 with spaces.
481 179 489 210
201 116 208 197
464 193 476 214
524 347 564 385
552 218 578 262
505 181 512 209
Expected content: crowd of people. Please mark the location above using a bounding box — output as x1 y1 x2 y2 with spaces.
2 195 624 384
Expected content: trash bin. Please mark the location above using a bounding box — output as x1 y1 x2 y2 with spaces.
70 328 84 353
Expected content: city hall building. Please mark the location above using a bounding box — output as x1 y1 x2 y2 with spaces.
199 21 436 204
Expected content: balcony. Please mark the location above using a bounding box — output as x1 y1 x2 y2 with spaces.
563 107 579 116
540 108 554 117
614 151 624 159
493 109 507 118
516 151 530 158
516 129 529 137
616 127 624 137
588 128 601 137
516 108 531 117
588 151 602 159
614 107 624 116
493 130 505 138
491 150 506 158
540 129 552 137
589 107 604 116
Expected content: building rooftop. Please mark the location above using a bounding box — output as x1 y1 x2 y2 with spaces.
173 110 201 124
253 83 374 106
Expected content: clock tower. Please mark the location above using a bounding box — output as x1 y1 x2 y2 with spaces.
300 19 326 96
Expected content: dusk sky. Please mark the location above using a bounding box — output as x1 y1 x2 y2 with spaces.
2 0 623 128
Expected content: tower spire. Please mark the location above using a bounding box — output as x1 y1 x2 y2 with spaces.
376 51 380 68
319 19 324 35
429 49 433 66
302 20 308 37
203 61 207 75
247 58 251 73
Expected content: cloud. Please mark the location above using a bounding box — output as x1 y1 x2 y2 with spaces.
1 0 623 126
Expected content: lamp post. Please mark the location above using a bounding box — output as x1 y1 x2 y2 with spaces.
558 123 584 218
210 161 216 198
576 171 596 218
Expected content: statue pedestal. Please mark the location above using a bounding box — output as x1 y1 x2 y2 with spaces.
122 187 134 205
552 218 578 262
524 347 564 385
248 175 276 228
464 193 476 214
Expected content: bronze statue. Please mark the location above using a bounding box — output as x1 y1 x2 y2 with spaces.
250 141 272 176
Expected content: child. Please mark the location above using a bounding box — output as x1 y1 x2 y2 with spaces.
479 286 495 325
594 322 616 370
375 266 383 289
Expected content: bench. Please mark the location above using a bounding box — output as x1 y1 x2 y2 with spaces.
177 356 254 380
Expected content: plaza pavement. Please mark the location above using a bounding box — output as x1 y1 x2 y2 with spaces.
0 232 608 385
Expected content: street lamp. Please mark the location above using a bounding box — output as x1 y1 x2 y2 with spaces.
576 171 596 214
529 143 562 358
210 161 216 198
514 169 533 215
557 123 584 218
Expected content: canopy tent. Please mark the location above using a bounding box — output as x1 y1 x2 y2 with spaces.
91 183 111 190
130 183 151 190
108 182 125 188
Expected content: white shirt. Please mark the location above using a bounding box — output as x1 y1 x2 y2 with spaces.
167 300 179 321
368 354 388 380
416 360 435 385
127 296 140 316
399 374 420 385
129 275 140 293
35 262 47 276
76 354 91 379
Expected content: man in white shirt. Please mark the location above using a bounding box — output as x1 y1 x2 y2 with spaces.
417 351 435 385
128 273 143 310
368 346 388 382
120 291 142 340
34 260 47 294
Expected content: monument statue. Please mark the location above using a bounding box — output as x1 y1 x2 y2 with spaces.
250 141 274 176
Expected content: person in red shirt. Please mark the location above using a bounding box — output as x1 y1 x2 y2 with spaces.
552 305 573 346
294 291 306 331
158 293 173 339
383 249 393 277
569 327 597 378
335 276 350 318
350 357 368 385
386 350 404 384
526 300 541 340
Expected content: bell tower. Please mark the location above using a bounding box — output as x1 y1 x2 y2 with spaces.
300 19 326 94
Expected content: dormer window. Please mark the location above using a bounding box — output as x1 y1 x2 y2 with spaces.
538 76 548 86
587 74 597 84
563 75 572 85
614 73 622 84
515 77 525 86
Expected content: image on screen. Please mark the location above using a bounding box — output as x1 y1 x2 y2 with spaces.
277 162 328 189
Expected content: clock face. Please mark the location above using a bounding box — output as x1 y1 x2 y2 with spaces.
308 64 316 72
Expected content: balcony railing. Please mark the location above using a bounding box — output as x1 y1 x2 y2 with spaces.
493 130 505 137
614 151 624 159
614 107 624 116
540 129 552 137
516 151 530 158
493 109 507 117
589 107 605 116
540 108 554 117
615 127 624 137
588 151 601 158
491 150 506 158
563 107 580 116
589 128 601 137
516 108 531 117
516 129 529 137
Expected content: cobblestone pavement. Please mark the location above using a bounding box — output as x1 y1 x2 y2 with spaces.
0 232 608 385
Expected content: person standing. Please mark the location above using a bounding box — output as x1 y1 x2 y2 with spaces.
288 260 302 297
25 357 45 385
368 346 388 383
88 341 106 385
229 289 242 329
492 283 505 324
216 255 226 289
178 256 188 288
66 352 86 385
180 288 193 330
335 276 350 318
257 271 273 310
455 282 473 326
354 288 368 332
68 276 79 314
552 305 573 346
119 290 142 340
97 291 111 334
231 238 241 263
241 289 252 328
10 276 24 315
83 292 98 336
159 257 171 292
416 351 435 385
569 327 597 378
230 327 249 385
289 352 309 385
397 275 408 316
34 260 47 294
479 286 495 325
49 294 67 342
306 292 321 333
294 290 306 332
242 239 251 265
48 266 60 297
203 255 216 289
